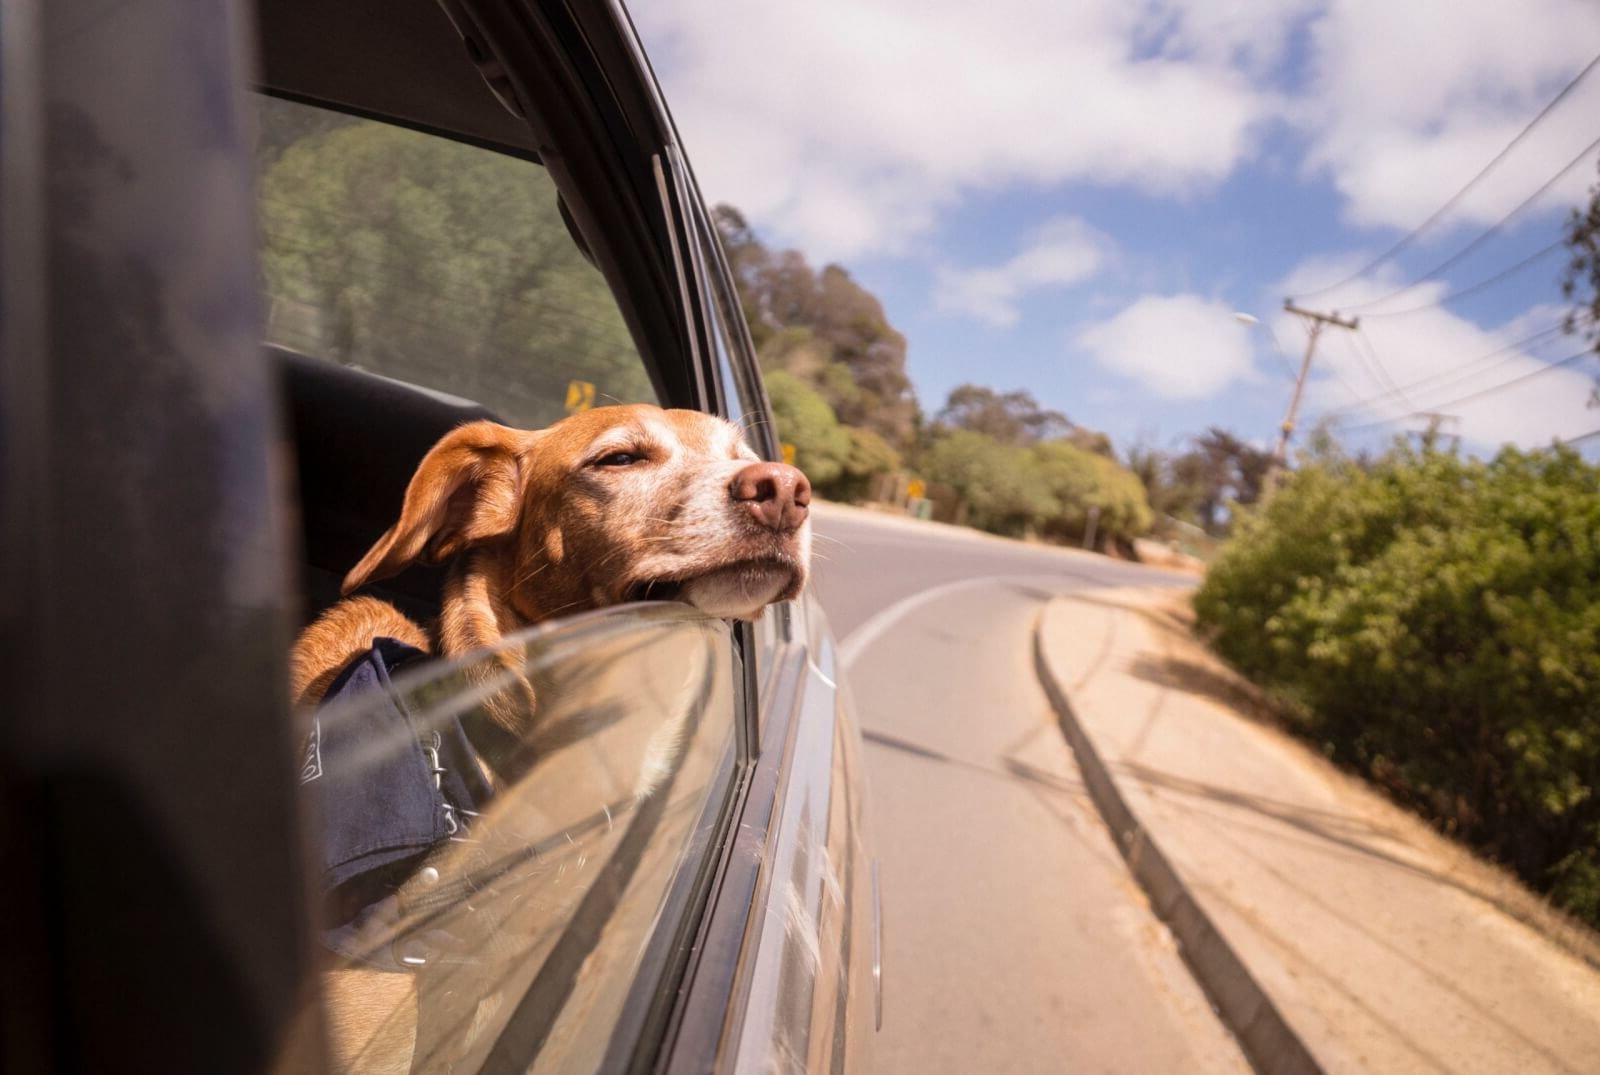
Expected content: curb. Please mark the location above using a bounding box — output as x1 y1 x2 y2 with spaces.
1032 600 1324 1075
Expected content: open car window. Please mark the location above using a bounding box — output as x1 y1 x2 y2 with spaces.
255 95 755 1071
305 604 738 1072
256 95 655 426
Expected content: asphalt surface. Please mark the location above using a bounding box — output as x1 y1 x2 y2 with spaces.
808 504 1246 1074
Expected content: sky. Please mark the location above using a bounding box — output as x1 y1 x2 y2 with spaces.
632 0 1600 462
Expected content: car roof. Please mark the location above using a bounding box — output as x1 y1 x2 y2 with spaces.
255 0 677 166
257 0 541 153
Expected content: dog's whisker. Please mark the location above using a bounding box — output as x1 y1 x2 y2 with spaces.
511 560 553 589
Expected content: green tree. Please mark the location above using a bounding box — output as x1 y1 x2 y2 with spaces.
1032 440 1153 547
934 384 1071 446
1562 157 1600 382
764 370 851 486
259 113 651 428
832 426 903 502
921 430 1056 536
1129 428 1273 535
712 206 918 449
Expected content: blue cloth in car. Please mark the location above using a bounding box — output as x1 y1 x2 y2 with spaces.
299 637 491 968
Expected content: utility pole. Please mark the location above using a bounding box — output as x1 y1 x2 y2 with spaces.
1272 300 1360 478
1409 412 1459 452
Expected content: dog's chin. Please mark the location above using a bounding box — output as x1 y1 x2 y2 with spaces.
627 559 801 621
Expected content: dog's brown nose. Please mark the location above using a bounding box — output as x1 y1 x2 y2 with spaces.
730 462 811 531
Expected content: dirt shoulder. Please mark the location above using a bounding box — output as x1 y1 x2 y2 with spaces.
1137 588 1600 972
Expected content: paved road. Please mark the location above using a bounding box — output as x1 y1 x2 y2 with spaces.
808 504 1246 1074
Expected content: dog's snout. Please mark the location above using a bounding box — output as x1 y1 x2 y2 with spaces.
730 462 811 531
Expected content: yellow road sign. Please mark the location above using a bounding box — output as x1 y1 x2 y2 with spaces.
565 380 596 413
906 479 926 500
780 442 796 466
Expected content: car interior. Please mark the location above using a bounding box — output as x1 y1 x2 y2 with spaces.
261 0 605 629
278 348 500 624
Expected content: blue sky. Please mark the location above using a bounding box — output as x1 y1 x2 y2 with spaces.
635 0 1600 461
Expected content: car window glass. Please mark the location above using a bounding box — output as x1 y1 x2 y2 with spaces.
256 96 655 425
303 605 737 1073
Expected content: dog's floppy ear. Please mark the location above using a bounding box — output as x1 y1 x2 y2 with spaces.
343 421 536 594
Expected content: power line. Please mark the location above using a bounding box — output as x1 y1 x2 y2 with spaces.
1335 346 1595 431
1338 133 1600 314
1336 330 1389 395
1561 427 1600 445
1300 320 1368 404
1360 236 1568 318
1354 328 1423 414
1328 319 1575 415
1265 345 1301 383
1293 48 1600 302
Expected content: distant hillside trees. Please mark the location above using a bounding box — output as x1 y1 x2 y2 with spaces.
935 384 1071 445
258 114 650 429
1127 428 1273 536
715 206 918 449
714 205 1158 549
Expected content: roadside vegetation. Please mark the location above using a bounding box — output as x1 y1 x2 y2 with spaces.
1193 437 1600 927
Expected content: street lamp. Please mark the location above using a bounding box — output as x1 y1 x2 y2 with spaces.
1234 312 1296 380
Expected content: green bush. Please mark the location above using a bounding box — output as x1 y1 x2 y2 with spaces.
1031 440 1154 547
829 426 902 502
764 370 850 486
1194 443 1600 925
922 429 1057 536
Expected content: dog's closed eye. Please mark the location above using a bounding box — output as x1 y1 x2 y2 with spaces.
591 450 646 468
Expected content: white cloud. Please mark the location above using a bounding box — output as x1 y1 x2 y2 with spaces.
633 0 1280 260
635 0 1600 264
1076 294 1257 398
1141 0 1321 74
632 0 1600 447
934 218 1108 326
1297 0 1600 234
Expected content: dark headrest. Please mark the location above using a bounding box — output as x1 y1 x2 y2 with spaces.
272 345 502 617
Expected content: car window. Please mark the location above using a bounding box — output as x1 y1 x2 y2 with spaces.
304 604 738 1073
256 96 655 426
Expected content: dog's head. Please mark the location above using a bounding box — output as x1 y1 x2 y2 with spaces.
342 405 812 625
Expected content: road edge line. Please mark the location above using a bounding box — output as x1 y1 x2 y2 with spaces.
838 575 1012 670
1031 596 1325 1075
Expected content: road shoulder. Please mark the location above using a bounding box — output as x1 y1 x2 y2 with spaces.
1035 586 1600 1075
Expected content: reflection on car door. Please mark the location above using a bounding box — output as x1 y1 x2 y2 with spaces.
307 604 742 1073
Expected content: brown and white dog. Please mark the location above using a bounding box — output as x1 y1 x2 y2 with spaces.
290 404 810 1071
292 403 811 730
